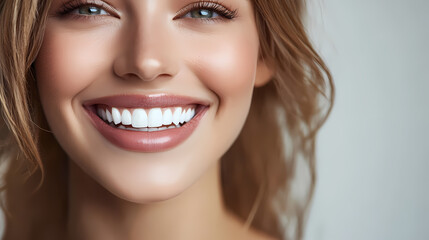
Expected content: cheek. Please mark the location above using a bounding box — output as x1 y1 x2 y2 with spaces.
34 24 116 157
35 25 113 105
178 25 260 165
186 34 259 104
182 26 260 137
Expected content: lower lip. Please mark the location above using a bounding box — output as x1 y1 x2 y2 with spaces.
84 105 208 152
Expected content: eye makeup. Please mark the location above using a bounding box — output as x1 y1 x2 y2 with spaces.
54 0 238 22
173 1 238 22
55 0 120 19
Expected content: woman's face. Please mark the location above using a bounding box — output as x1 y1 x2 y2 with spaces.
35 0 270 202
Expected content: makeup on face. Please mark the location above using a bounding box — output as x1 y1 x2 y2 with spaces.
35 0 261 203
52 0 239 23
83 94 210 152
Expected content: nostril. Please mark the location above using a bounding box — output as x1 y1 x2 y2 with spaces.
113 50 178 82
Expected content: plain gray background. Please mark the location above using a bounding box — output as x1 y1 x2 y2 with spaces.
305 0 429 239
1 1 428 239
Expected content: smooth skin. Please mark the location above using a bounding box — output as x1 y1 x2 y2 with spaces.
35 0 274 239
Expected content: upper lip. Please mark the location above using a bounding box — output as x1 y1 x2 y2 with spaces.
82 93 210 108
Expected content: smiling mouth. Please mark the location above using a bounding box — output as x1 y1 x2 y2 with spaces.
95 105 198 132
82 94 209 152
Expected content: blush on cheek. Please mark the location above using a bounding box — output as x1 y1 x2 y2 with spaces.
192 38 259 101
35 28 113 102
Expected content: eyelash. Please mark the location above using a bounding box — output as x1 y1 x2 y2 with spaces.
57 0 112 19
56 0 238 22
175 1 238 21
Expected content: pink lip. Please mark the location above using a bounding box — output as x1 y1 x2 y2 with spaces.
83 93 210 108
83 94 209 152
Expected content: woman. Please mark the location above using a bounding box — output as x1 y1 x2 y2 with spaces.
0 0 333 239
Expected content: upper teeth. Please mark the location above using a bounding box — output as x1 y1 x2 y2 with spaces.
97 106 196 128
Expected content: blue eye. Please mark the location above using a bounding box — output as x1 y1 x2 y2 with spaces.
57 1 237 22
56 1 116 19
174 2 238 22
74 5 108 15
185 9 220 19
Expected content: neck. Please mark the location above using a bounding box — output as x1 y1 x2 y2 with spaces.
66 159 246 240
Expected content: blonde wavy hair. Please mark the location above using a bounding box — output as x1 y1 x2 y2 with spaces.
0 0 334 239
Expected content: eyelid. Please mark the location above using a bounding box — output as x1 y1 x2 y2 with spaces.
57 0 120 19
173 1 238 20
71 6 109 16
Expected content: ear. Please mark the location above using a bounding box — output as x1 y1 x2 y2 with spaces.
254 58 274 87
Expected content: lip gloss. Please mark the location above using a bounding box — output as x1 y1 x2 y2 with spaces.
83 94 209 152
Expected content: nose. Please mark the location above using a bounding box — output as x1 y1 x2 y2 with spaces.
113 18 178 82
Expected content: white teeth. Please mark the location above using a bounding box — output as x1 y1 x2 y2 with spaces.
163 109 173 126
121 109 132 125
185 109 192 122
173 107 182 125
106 109 113 123
125 126 171 132
112 107 121 125
132 109 147 128
97 105 197 129
128 127 148 132
148 108 163 127
179 109 186 124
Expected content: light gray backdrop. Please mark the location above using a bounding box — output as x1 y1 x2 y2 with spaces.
305 0 429 239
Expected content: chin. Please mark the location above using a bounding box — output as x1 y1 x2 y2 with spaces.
108 179 189 204
68 143 218 204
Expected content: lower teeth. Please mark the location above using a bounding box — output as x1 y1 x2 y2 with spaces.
109 123 181 132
